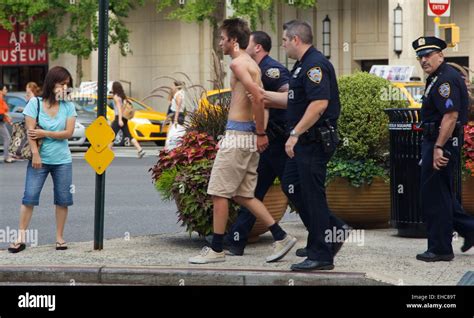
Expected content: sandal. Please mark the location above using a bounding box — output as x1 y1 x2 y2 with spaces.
56 242 68 250
8 242 26 253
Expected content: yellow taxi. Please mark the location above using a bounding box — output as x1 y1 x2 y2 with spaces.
392 81 425 108
72 95 169 146
198 88 232 110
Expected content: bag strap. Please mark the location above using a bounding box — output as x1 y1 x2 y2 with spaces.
36 97 41 126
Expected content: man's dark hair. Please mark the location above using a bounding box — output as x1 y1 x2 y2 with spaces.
220 18 251 49
42 66 73 105
283 20 313 44
251 31 272 52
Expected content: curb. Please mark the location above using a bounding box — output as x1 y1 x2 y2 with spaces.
0 265 391 286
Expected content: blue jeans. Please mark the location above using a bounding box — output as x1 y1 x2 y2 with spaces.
22 161 73 207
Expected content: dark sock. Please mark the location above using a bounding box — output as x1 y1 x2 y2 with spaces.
269 223 286 241
211 233 224 252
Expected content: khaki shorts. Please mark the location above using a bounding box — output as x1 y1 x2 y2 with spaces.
207 130 259 199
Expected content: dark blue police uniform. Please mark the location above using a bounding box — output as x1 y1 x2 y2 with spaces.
413 36 474 261
226 54 291 253
282 46 347 270
419 61 474 259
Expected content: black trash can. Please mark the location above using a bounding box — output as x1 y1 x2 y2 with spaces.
385 108 462 237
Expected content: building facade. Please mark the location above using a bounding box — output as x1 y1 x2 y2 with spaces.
1 0 473 112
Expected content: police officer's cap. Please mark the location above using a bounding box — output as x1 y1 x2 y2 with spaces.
412 36 447 58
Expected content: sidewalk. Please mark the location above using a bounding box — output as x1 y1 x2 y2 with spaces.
1 222 472 285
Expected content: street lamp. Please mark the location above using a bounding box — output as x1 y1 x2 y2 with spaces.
393 4 403 57
323 15 331 59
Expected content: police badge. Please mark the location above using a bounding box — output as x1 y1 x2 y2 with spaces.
438 82 451 98
265 68 280 79
307 67 322 84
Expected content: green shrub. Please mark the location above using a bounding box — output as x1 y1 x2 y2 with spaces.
171 159 238 236
330 72 406 186
337 72 406 162
155 167 178 201
327 158 388 187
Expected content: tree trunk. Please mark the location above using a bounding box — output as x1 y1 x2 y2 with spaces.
211 1 226 89
76 55 83 87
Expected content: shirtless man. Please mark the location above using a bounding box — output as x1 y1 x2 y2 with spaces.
189 18 297 264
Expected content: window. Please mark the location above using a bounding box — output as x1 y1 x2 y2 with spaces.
4 96 27 112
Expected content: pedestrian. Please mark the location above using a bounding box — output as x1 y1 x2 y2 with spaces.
168 80 186 125
188 18 297 264
412 36 474 262
8 66 77 253
26 82 41 102
262 20 349 271
0 83 14 163
110 81 145 158
223 30 292 256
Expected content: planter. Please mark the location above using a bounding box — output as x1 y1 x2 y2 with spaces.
248 184 289 240
173 184 288 238
462 177 474 215
326 177 390 229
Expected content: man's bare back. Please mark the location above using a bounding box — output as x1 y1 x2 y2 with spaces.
228 53 263 122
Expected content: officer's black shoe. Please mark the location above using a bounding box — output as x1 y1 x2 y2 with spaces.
290 259 334 271
416 251 454 262
461 235 474 253
295 247 307 257
296 242 345 258
225 244 244 256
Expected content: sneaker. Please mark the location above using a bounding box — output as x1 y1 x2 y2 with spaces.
188 246 226 264
137 149 146 159
266 234 297 263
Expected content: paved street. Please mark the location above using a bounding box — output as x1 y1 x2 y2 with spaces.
0 145 183 249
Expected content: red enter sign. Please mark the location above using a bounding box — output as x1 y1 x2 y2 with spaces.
428 0 451 16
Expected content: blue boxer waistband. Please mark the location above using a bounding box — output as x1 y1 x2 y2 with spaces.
226 120 256 132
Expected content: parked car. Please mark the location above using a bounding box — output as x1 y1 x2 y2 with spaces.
71 95 169 146
0 92 27 147
0 92 91 147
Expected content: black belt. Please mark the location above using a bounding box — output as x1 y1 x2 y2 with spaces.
422 121 462 138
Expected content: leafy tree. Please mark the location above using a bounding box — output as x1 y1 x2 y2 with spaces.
155 0 317 86
0 0 144 85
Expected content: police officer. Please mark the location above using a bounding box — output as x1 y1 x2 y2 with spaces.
264 20 348 271
413 36 474 262
223 31 291 255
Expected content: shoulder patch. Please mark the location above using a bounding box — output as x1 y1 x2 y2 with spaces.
307 67 322 84
438 82 451 98
265 68 280 79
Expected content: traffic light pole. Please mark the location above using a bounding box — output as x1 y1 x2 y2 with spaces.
94 0 109 250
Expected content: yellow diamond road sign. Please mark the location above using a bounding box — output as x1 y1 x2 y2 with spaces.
85 116 115 152
84 116 116 174
84 146 115 175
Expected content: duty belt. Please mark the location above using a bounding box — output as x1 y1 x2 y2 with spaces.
421 121 462 139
